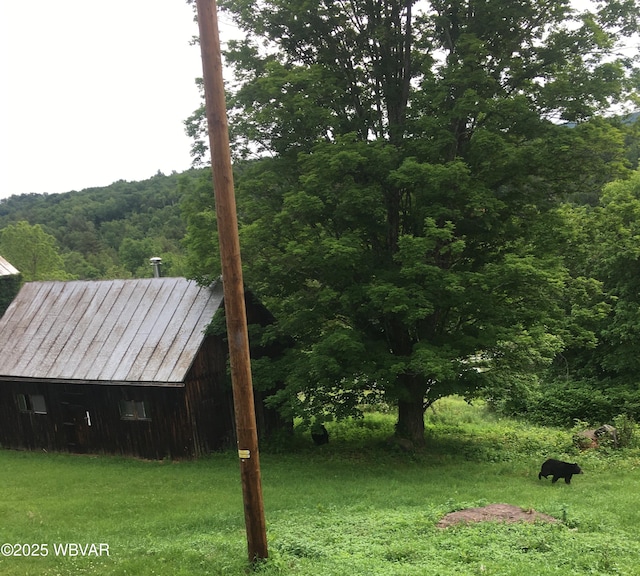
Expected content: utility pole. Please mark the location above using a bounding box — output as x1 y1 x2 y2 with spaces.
194 0 268 563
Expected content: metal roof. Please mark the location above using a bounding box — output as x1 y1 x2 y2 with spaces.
0 278 224 386
0 255 19 277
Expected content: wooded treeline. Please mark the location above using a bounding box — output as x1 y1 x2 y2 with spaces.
2 0 640 446
0 170 204 280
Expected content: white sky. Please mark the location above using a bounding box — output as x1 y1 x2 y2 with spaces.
0 1 212 199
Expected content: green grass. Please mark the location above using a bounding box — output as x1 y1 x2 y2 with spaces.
1 398 639 575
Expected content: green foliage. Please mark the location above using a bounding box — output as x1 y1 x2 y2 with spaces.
0 274 22 316
612 413 638 449
558 117 632 204
489 375 640 429
184 135 586 442
0 221 70 281
586 172 640 377
179 170 221 285
548 169 640 417
0 170 203 280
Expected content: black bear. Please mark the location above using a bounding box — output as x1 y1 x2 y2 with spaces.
311 424 329 446
538 459 583 484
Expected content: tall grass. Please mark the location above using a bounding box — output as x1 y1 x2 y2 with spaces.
1 397 639 575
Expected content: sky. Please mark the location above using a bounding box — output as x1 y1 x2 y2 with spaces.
0 1 227 200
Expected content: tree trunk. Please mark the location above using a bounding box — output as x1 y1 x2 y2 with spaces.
395 379 427 447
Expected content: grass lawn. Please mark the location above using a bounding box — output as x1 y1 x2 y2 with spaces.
0 398 639 575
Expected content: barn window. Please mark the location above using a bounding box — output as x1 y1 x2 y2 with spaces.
17 394 47 414
17 394 27 412
31 395 47 414
119 400 150 421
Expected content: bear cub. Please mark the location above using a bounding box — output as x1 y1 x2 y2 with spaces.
311 424 329 446
538 458 583 484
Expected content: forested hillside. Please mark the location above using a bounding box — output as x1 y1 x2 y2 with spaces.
0 169 205 280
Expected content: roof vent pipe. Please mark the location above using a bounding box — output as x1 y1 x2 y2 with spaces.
150 257 162 278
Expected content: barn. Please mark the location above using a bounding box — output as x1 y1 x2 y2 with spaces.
0 277 284 459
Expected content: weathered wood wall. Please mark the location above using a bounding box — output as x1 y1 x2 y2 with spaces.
0 334 237 459
0 381 194 458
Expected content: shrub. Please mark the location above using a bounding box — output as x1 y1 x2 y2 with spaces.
487 376 640 428
612 413 638 448
530 380 615 426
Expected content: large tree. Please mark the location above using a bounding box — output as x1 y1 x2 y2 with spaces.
0 221 70 281
184 0 638 444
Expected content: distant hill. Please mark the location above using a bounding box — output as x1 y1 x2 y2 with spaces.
0 168 207 280
561 110 640 129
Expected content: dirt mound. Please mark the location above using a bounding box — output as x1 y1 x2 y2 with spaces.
437 504 559 528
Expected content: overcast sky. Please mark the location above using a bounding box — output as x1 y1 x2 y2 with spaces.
0 0 220 200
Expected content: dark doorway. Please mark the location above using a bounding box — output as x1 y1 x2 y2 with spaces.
61 395 90 453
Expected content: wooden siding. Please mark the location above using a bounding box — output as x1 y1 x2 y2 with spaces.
184 336 235 454
0 382 191 458
0 334 234 459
